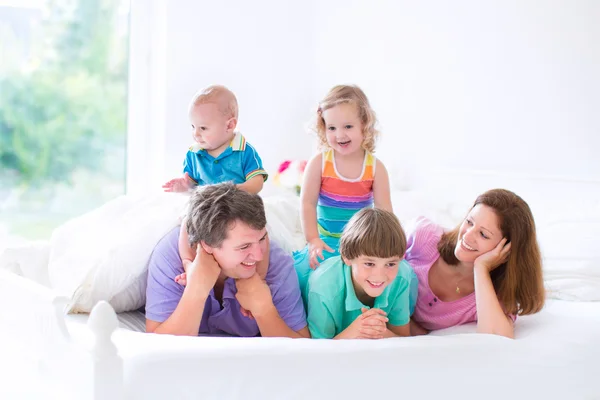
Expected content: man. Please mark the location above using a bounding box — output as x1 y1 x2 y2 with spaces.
145 182 309 338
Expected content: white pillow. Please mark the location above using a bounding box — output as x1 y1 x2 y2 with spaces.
538 213 600 301
47 192 304 313
48 192 189 313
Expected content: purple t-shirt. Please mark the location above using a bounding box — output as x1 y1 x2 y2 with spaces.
145 227 307 336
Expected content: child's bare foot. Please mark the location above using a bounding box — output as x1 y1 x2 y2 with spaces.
174 272 187 286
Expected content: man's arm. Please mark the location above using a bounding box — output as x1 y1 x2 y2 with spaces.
146 284 208 336
146 244 221 336
252 305 310 338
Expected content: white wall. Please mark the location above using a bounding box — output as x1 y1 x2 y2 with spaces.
161 0 317 193
311 0 600 187
132 0 600 193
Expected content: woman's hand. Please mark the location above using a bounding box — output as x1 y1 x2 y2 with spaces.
474 238 511 273
308 238 334 269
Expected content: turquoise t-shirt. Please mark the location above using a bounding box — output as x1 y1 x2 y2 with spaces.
306 256 418 339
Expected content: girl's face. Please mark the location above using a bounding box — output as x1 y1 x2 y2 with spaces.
322 103 364 156
454 204 504 264
345 255 400 300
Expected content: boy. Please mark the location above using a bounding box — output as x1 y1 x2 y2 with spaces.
305 208 418 339
163 85 268 285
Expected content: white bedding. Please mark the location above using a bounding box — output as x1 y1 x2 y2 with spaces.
56 299 600 400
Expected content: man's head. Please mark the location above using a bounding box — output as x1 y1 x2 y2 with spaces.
188 85 239 153
186 182 268 279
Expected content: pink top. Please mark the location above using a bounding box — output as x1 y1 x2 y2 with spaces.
406 217 516 331
405 217 478 330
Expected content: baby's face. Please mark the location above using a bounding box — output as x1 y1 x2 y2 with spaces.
189 103 235 151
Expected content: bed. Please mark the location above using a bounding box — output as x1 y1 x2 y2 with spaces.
1 170 599 400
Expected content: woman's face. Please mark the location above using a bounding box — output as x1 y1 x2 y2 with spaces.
454 204 504 264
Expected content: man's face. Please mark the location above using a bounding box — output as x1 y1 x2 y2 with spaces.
206 221 268 279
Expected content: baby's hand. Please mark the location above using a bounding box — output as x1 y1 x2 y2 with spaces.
162 172 195 192
308 238 334 269
174 272 187 286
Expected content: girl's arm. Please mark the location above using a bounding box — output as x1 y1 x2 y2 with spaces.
373 159 393 212
299 154 323 243
474 264 514 338
178 222 196 273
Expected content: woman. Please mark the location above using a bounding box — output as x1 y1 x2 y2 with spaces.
407 189 545 338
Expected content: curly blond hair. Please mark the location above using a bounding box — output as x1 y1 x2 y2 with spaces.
311 85 379 153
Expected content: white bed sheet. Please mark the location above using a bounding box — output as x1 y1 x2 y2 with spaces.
62 299 600 400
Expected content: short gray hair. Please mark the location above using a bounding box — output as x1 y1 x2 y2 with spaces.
186 182 266 248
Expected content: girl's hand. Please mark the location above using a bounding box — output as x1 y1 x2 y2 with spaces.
162 172 195 192
338 308 388 339
474 238 511 273
308 238 334 269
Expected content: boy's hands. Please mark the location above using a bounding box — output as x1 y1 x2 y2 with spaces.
162 172 196 192
308 238 334 269
337 308 388 339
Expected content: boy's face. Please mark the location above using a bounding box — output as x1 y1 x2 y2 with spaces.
344 255 400 299
204 221 269 280
189 103 236 152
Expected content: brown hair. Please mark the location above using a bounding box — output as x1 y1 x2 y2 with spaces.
190 85 239 120
186 182 266 248
340 208 407 261
438 189 545 315
312 85 379 153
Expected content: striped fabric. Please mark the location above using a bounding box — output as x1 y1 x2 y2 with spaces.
317 149 375 239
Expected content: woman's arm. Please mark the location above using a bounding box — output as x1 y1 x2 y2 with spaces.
474 264 514 338
373 159 393 212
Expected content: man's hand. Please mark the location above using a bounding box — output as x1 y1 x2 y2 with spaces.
235 273 273 317
337 308 388 339
162 172 196 192
187 245 221 297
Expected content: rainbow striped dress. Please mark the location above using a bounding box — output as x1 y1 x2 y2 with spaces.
293 148 376 299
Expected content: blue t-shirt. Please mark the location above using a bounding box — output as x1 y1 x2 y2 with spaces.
183 132 268 185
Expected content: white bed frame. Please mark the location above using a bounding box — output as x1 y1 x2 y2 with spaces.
1 171 599 400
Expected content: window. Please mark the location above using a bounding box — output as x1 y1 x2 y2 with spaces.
0 0 130 242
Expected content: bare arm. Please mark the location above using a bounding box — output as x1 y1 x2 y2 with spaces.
383 323 410 337
146 283 209 336
409 318 429 336
474 264 514 339
146 247 221 336
178 222 195 273
372 159 393 212
237 175 265 194
299 154 323 242
253 305 311 338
